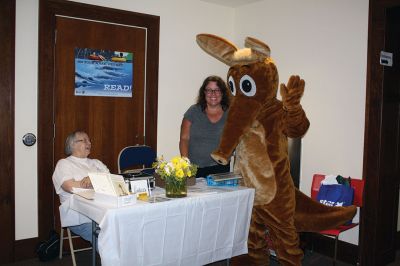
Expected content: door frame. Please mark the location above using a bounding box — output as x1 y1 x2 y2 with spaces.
38 0 159 240
0 0 15 262
360 0 400 264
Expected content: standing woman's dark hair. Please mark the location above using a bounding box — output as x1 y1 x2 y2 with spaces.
196 75 230 112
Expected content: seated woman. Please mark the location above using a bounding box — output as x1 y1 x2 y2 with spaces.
179 75 231 177
52 130 109 243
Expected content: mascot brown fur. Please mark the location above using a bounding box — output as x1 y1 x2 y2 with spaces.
196 33 357 266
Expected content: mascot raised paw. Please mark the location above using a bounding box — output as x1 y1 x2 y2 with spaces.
196 33 357 266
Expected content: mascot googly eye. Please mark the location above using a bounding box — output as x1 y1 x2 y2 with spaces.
227 76 237 96
239 74 256 97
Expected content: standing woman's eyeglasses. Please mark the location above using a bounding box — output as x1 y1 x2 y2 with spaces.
205 88 221 95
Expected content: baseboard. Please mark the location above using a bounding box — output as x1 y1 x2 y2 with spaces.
300 232 359 265
14 237 39 261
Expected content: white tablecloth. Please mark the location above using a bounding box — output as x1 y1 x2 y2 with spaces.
70 179 255 266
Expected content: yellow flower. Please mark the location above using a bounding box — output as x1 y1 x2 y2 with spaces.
172 156 180 165
176 169 184 179
153 155 198 180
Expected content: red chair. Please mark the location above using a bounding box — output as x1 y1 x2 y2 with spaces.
311 174 365 265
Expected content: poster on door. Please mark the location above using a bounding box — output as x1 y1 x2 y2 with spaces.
74 48 133 97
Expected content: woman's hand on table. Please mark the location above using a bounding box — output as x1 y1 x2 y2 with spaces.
80 176 93 189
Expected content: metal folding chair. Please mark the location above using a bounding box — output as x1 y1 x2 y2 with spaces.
59 227 92 266
117 145 156 173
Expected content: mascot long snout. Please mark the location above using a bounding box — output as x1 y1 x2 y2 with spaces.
211 96 262 165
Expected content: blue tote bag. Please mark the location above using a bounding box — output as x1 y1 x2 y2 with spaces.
316 184 355 224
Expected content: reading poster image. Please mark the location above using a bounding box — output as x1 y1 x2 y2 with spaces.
74 48 133 97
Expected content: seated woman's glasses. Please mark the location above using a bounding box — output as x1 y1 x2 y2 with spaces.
75 138 91 143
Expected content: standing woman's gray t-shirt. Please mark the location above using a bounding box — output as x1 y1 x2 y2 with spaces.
184 104 228 168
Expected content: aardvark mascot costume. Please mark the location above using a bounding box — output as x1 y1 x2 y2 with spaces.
196 34 356 266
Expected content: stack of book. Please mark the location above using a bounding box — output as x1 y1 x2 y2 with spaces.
206 172 242 187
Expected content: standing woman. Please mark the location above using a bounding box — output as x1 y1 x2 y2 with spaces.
179 75 230 177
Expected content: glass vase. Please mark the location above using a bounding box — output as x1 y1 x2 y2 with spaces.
165 177 187 198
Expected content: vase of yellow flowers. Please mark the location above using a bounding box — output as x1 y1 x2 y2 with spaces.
153 156 198 198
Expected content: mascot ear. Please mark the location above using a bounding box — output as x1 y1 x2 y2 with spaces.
196 33 238 66
245 37 271 58
197 34 272 66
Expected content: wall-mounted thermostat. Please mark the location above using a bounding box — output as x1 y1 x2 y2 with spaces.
380 51 393 67
22 133 37 146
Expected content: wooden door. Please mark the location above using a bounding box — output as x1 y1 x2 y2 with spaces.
374 6 400 263
38 0 159 242
55 16 146 172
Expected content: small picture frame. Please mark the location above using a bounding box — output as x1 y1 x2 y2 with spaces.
130 179 150 200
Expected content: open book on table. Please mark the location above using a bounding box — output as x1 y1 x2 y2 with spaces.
88 172 130 197
71 187 95 200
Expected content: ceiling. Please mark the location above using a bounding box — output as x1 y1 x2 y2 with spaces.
200 0 263 8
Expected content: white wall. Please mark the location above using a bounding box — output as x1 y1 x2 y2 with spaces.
15 0 39 240
234 0 369 244
15 0 369 246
